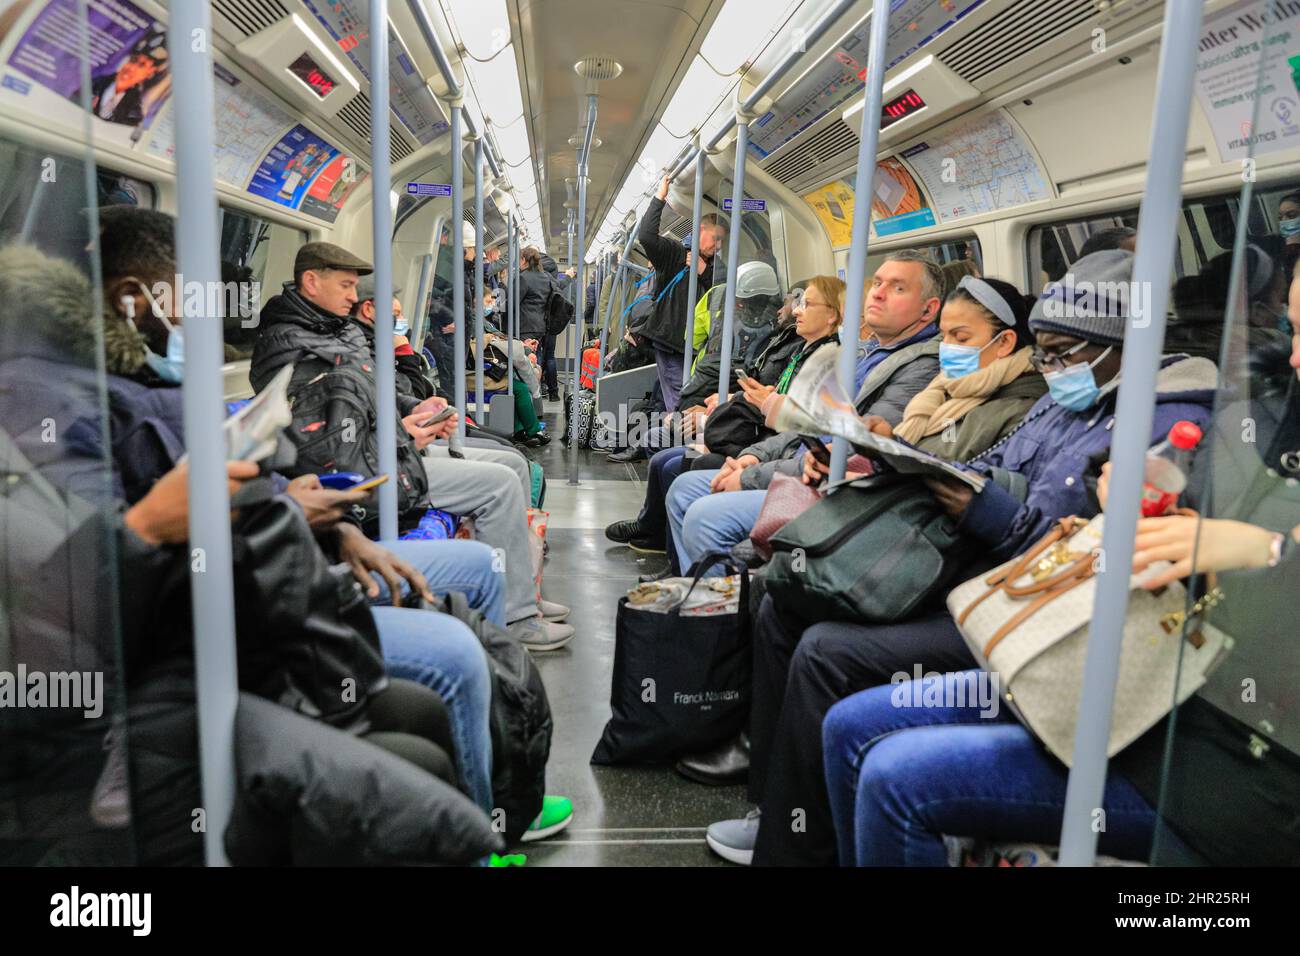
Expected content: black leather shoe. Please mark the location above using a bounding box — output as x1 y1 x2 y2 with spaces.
637 566 673 584
676 733 750 786
605 518 649 544
606 446 647 463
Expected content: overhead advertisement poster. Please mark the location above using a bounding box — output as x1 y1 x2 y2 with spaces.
248 124 368 223
5 0 171 134
748 0 986 160
804 158 934 246
300 0 449 146
900 111 1051 223
146 62 296 190
1193 0 1300 162
864 157 934 237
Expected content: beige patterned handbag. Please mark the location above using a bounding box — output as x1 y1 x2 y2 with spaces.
946 514 1233 766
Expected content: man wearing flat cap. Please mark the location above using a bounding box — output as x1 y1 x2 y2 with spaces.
251 241 572 645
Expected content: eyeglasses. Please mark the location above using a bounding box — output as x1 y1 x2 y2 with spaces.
795 293 835 313
1029 339 1091 374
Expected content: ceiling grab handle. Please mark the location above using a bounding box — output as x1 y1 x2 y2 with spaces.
682 138 707 389
829 0 890 484
1057 0 1205 868
167 0 238 865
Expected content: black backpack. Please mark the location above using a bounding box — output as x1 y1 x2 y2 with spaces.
435 592 552 844
284 358 428 534
544 287 575 336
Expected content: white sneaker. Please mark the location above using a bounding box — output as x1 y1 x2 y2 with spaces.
538 599 570 622
706 808 760 865
509 615 575 651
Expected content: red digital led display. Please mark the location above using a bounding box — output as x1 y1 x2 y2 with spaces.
288 52 338 99
881 89 926 129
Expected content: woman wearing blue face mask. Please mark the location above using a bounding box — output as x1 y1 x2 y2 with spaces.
875 275 1046 458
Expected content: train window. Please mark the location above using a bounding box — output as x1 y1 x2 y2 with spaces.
864 236 983 292
218 205 305 359
1026 186 1300 363
0 139 152 266
714 178 784 293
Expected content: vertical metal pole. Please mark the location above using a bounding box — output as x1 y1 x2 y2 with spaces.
568 94 597 484
369 0 399 537
169 0 237 866
507 214 516 400
411 252 434 351
566 223 576 392
830 0 890 483
451 101 467 438
1057 0 1205 867
683 144 706 386
714 118 750 402
473 137 486 419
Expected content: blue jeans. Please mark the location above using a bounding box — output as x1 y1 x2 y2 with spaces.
822 670 1158 867
382 537 505 628
666 468 765 574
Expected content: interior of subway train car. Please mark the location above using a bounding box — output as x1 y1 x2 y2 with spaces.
1 0 1299 894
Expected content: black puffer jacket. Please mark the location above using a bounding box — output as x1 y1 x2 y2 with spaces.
251 286 429 532
636 196 718 353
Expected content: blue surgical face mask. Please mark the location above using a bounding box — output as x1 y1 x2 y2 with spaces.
1280 217 1300 238
484 302 495 316
939 333 1005 380
124 281 184 384
1043 345 1113 412
394 316 410 336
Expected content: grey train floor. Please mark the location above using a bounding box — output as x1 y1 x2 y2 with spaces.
512 401 750 866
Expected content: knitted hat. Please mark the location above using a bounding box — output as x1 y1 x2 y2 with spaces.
1029 249 1137 346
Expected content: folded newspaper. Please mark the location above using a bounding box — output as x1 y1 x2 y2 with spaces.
625 575 741 616
224 362 294 462
771 344 986 491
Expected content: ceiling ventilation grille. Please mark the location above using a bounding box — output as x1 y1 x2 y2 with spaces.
337 93 415 165
937 0 1097 84
212 0 290 37
763 119 859 187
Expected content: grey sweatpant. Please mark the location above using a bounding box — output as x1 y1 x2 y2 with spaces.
419 455 537 624
427 438 532 502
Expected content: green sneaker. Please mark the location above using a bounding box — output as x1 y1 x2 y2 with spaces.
520 794 574 842
489 852 527 867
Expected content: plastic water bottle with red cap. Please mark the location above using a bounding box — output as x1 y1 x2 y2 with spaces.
1141 420 1203 517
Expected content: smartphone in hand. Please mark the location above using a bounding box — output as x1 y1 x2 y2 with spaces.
417 406 456 428
801 434 831 464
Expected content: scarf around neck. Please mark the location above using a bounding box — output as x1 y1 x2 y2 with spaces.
893 346 1034 443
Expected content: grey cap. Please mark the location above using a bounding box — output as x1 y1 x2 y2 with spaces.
294 241 373 276
355 273 401 303
1029 249 1135 346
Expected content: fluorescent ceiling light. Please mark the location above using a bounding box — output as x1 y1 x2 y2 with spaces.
842 56 935 122
444 0 511 61
465 43 525 127
700 0 795 76
660 56 733 138
291 14 360 91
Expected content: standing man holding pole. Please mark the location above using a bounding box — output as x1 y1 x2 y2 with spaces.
635 176 727 414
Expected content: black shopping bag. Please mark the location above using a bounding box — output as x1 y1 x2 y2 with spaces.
591 553 751 765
